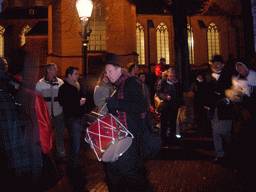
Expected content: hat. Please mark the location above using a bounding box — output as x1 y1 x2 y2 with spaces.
211 55 224 63
11 74 23 84
235 61 249 72
104 53 124 67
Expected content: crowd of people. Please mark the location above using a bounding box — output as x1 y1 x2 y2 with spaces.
1 52 256 191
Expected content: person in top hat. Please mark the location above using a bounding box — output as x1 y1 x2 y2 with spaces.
204 55 233 164
104 52 160 192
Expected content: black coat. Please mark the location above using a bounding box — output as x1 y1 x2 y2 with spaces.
58 80 85 118
155 78 185 109
204 69 233 120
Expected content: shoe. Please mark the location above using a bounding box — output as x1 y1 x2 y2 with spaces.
161 140 169 148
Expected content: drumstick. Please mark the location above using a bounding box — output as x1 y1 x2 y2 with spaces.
91 111 104 117
98 89 117 115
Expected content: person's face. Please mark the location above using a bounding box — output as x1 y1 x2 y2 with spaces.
14 82 20 89
197 75 203 80
105 64 122 83
48 65 58 76
1 58 8 71
69 69 79 82
211 62 224 72
161 60 166 65
134 65 139 73
139 74 146 83
168 70 176 81
102 73 109 83
236 64 248 76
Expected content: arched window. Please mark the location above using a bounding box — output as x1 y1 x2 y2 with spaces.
136 22 145 65
207 22 220 63
187 24 194 65
87 3 106 51
14 0 22 7
35 0 44 6
21 25 31 46
156 22 170 64
0 26 5 57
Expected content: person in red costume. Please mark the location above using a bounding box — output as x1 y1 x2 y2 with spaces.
10 74 59 191
12 74 53 154
154 58 166 78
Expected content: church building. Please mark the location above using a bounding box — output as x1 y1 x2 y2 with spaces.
0 0 252 80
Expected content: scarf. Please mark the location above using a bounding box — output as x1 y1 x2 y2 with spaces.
114 73 130 127
65 77 80 91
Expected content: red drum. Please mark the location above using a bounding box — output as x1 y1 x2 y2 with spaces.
84 114 133 162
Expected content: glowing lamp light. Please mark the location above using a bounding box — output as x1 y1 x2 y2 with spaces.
76 0 93 21
176 134 181 138
76 0 93 77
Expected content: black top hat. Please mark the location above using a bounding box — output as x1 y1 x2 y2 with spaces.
104 53 124 67
211 55 224 63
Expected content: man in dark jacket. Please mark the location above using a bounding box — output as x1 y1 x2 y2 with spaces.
105 53 160 192
58 66 86 191
204 55 233 164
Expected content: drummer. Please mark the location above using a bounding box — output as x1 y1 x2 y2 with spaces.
105 53 154 192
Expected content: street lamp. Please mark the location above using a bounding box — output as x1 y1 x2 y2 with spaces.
76 0 93 77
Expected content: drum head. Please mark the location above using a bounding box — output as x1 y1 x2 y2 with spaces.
102 137 133 162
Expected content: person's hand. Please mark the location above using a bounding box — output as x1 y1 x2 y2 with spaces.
166 95 171 101
80 98 86 106
106 97 120 110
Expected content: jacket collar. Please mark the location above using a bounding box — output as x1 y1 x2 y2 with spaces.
44 76 58 85
166 77 178 85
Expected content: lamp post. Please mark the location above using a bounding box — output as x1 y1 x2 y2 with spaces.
76 0 93 77
147 20 154 73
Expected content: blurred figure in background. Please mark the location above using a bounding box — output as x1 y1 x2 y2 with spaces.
138 71 151 107
154 58 166 78
190 71 211 137
127 62 139 77
224 54 236 76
